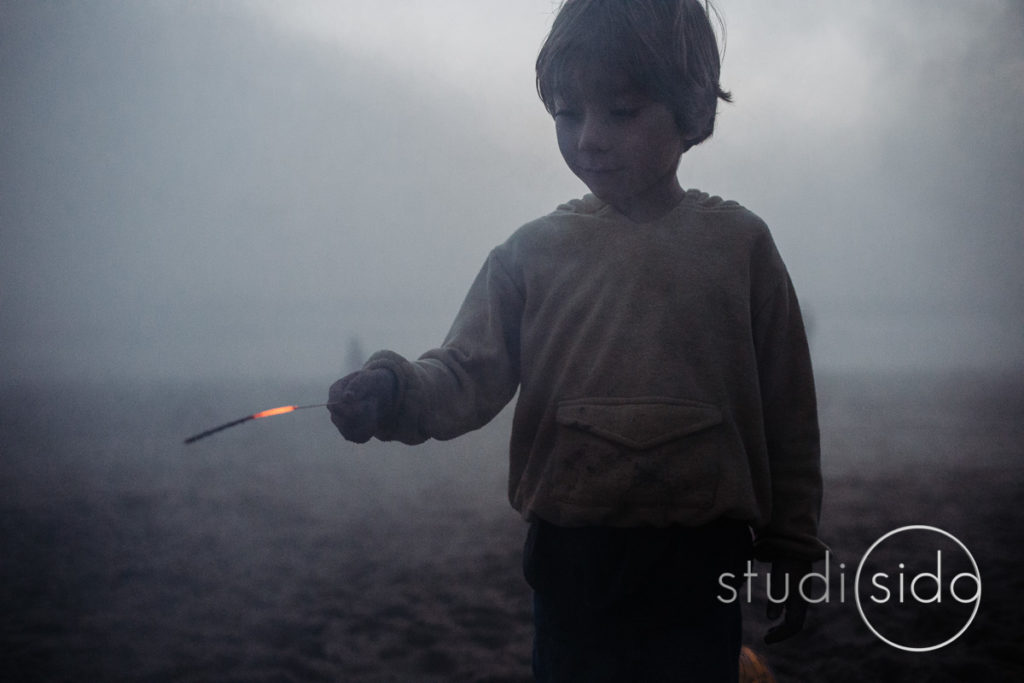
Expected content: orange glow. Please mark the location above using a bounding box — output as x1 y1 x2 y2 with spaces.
252 405 298 419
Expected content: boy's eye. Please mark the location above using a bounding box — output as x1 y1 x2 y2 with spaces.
553 108 580 120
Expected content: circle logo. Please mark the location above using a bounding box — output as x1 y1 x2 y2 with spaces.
854 525 981 652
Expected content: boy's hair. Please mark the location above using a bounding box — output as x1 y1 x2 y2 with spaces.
536 0 731 151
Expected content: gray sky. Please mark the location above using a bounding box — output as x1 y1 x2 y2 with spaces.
2 0 1022 382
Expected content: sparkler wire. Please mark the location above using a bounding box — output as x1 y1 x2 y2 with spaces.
183 402 336 444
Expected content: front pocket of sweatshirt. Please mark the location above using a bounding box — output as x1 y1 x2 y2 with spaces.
550 397 723 510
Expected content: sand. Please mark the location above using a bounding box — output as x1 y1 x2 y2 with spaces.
1 371 1022 681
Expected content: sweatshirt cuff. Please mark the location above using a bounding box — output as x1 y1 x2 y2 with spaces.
752 533 830 563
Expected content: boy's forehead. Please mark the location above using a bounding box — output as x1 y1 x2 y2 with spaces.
554 64 646 102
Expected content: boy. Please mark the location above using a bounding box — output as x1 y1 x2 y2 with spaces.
329 1 825 680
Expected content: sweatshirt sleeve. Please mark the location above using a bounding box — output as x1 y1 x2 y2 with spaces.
362 249 523 444
750 270 828 562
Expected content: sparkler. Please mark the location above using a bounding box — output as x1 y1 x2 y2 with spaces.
184 402 337 444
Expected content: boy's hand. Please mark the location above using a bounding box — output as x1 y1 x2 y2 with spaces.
764 558 812 644
327 369 396 443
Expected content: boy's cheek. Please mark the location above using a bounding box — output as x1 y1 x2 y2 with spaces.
555 130 577 160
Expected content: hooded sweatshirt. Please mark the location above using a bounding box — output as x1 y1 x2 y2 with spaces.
364 190 826 562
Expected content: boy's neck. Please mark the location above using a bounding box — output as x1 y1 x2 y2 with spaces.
605 177 686 223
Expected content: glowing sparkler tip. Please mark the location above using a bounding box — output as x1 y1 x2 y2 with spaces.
252 405 298 419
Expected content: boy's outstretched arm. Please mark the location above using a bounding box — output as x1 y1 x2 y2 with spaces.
327 369 397 443
326 249 523 446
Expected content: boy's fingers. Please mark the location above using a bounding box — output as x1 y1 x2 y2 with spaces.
764 597 808 644
764 558 812 644
333 402 377 443
335 370 393 403
327 370 395 442
328 395 378 443
764 620 797 644
329 371 372 403
328 372 357 407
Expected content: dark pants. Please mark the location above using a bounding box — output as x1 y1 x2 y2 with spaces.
524 519 751 682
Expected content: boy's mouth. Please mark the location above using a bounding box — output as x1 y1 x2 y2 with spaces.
578 166 622 177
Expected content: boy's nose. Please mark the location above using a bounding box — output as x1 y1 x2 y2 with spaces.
577 114 611 152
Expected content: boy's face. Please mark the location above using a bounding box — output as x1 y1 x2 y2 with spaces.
552 68 686 222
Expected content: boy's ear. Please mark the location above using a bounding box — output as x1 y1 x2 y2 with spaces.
676 124 700 153
679 124 711 154
674 114 698 144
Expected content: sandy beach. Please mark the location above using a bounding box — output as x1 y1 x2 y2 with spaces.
2 370 1022 681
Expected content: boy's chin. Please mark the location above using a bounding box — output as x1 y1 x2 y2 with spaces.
585 186 626 209
582 185 618 205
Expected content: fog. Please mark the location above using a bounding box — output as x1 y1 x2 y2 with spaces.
2 0 1022 383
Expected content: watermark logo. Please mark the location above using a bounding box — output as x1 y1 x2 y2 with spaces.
717 525 982 651
854 525 981 652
